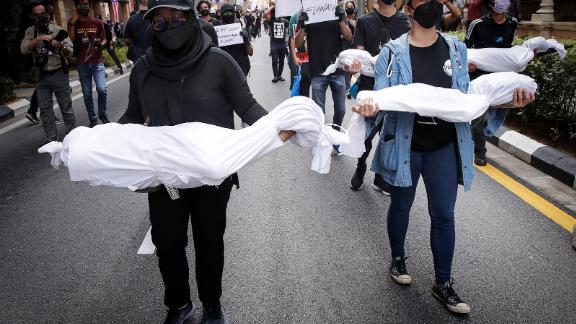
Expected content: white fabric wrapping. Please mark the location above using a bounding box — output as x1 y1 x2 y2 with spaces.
356 83 491 123
323 49 377 77
521 36 567 59
468 36 566 73
467 72 538 106
468 46 535 73
38 96 355 190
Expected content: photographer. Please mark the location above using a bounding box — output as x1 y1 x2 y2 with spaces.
20 2 75 144
69 0 108 128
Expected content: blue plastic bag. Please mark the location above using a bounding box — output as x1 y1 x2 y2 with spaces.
290 66 302 97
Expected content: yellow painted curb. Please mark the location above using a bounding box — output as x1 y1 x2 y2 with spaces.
476 164 576 232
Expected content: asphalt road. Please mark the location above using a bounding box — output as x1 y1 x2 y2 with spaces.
0 36 575 324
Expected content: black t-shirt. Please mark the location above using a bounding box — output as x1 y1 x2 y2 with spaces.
269 18 289 46
305 20 343 78
352 10 410 90
465 14 517 79
221 43 250 76
409 36 456 152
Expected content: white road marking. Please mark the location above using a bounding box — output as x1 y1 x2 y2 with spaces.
0 73 130 136
137 227 156 255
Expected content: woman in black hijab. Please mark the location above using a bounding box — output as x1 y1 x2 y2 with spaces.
119 1 293 323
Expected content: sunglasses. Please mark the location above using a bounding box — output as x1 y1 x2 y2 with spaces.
152 13 187 31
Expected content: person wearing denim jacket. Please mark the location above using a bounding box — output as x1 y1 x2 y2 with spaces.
352 0 534 315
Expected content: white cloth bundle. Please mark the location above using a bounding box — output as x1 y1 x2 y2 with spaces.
467 72 538 106
356 84 490 123
323 49 377 77
38 96 353 190
521 36 567 59
467 36 566 73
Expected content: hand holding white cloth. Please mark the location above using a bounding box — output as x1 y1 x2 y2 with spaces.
467 72 538 106
323 49 378 77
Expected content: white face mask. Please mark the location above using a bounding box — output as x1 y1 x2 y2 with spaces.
490 0 511 14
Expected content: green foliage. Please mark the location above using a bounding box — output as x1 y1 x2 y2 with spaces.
516 39 576 142
0 75 16 105
103 45 129 68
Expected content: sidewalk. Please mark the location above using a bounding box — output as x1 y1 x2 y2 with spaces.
0 61 133 125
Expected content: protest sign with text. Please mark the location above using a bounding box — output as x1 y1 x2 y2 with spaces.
302 0 337 25
215 23 243 47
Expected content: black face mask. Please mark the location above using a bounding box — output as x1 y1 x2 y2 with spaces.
222 13 234 24
412 1 443 29
78 5 90 17
345 8 355 15
199 9 210 17
155 20 194 51
35 15 50 34
381 0 397 5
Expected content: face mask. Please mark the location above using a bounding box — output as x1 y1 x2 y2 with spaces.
222 13 234 23
345 8 355 15
78 4 90 17
199 9 210 16
490 0 511 14
412 0 443 29
35 15 50 34
381 0 397 5
154 20 193 50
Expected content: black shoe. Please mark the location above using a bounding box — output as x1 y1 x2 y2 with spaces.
390 256 411 285
372 173 390 196
474 153 487 166
202 303 229 324
99 115 110 124
432 280 471 314
278 76 286 81
88 120 98 128
350 164 366 190
26 113 39 124
272 77 279 83
164 302 196 324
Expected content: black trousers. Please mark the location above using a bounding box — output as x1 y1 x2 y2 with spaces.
105 46 123 71
271 44 287 78
148 178 233 309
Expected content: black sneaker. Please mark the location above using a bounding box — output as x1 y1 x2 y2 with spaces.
350 164 366 190
272 77 279 83
278 76 286 81
99 115 110 124
390 256 412 285
432 280 471 314
202 303 229 324
163 302 196 324
88 120 98 128
371 173 390 196
474 153 487 166
26 113 39 124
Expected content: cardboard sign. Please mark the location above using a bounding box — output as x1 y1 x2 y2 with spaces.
302 0 338 25
214 23 243 47
275 0 302 18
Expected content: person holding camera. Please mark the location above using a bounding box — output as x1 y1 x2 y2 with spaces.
69 0 108 128
20 2 75 143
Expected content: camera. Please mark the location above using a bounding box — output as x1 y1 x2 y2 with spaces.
32 41 53 66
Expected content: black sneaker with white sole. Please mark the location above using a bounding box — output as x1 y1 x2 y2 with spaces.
26 113 39 124
372 173 391 196
202 303 229 324
390 256 411 285
163 302 196 324
432 280 471 314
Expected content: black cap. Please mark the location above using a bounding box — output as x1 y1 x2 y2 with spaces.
221 4 234 13
143 0 193 20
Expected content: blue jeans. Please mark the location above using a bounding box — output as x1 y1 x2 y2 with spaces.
311 73 346 127
77 63 107 121
387 142 458 284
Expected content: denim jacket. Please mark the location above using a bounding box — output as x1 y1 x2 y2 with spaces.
371 32 477 191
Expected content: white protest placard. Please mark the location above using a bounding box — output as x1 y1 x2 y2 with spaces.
214 23 243 47
275 0 302 18
302 0 338 25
